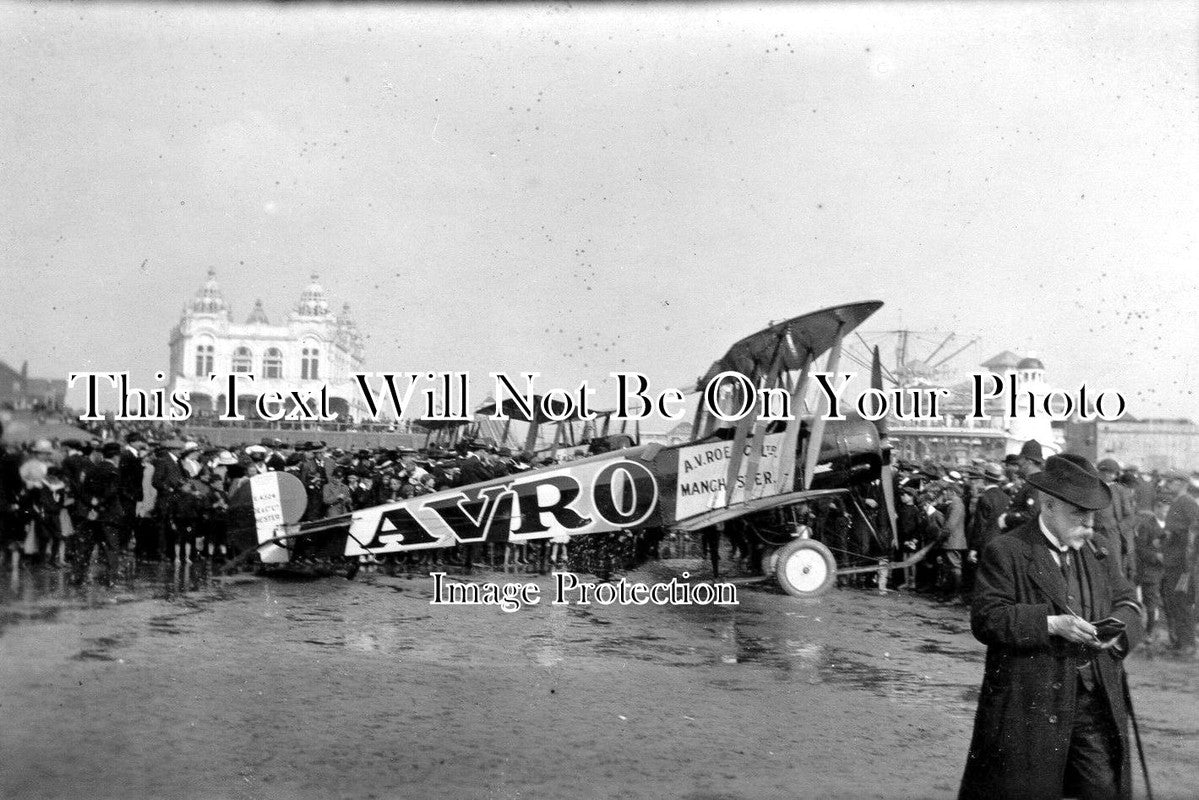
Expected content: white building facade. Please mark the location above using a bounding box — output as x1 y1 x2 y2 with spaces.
168 271 369 422
886 351 1063 465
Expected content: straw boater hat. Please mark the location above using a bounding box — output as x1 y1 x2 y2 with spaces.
1026 454 1111 511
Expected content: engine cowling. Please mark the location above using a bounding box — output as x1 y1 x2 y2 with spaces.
803 415 884 490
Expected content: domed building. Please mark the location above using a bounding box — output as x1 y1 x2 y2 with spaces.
167 271 368 422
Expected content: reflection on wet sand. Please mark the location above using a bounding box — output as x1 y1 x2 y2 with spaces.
1 562 1196 800
0 559 229 638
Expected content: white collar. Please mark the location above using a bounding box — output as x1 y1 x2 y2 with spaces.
1038 516 1070 553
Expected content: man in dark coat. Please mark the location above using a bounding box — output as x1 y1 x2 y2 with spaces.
1095 458 1136 581
1160 471 1198 657
151 442 186 561
118 433 146 550
1001 438 1044 531
1133 493 1170 642
959 454 1144 800
298 442 329 522
969 463 1010 558
74 441 125 586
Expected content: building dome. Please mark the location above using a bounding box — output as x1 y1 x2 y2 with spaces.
1016 357 1045 370
190 268 228 314
296 273 330 316
246 299 271 325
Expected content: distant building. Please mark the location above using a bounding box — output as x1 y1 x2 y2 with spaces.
0 360 66 411
1065 417 1199 472
886 351 1062 466
168 271 369 422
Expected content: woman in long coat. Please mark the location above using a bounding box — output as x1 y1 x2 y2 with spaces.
958 516 1144 800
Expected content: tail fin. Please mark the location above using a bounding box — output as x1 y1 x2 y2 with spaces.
228 471 308 564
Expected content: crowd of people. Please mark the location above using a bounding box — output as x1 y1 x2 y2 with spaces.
0 421 660 586
868 439 1196 660
2 418 1196 659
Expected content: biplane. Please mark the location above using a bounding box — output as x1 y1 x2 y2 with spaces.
230 301 906 598
418 399 639 461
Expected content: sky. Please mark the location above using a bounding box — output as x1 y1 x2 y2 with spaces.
2 1 1197 425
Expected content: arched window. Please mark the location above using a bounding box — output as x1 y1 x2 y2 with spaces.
195 343 214 376
263 348 283 379
232 346 253 373
301 346 320 380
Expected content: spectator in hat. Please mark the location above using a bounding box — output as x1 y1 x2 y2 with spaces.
1001 439 1044 532
299 442 329 522
39 464 69 567
1095 457 1136 582
261 437 288 472
1133 491 1171 645
151 440 186 563
1160 471 1198 658
72 441 125 586
173 456 205 563
14 458 49 568
322 468 352 518
1002 453 1022 489
938 481 968 601
1123 464 1156 513
117 433 147 553
244 445 269 477
351 469 378 510
895 488 922 590
959 454 1143 800
59 439 90 543
915 488 947 593
968 463 1010 561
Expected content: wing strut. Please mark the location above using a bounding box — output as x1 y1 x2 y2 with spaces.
801 323 845 490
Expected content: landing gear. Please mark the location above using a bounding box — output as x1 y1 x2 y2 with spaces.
774 538 837 598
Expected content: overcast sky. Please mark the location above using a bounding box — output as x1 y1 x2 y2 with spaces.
2 2 1196 423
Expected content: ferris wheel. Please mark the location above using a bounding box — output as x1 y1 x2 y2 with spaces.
842 329 981 390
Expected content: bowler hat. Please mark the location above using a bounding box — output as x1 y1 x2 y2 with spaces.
1019 439 1044 465
101 441 123 458
1096 458 1121 474
1026 454 1111 511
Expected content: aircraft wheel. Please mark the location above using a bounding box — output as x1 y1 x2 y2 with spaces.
759 547 778 577
774 539 837 598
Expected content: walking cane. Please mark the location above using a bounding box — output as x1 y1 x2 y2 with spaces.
1122 670 1153 800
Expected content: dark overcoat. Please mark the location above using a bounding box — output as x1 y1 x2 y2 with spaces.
958 519 1144 800
969 485 1010 552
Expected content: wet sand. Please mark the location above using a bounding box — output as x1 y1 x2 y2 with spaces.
1 561 1196 800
